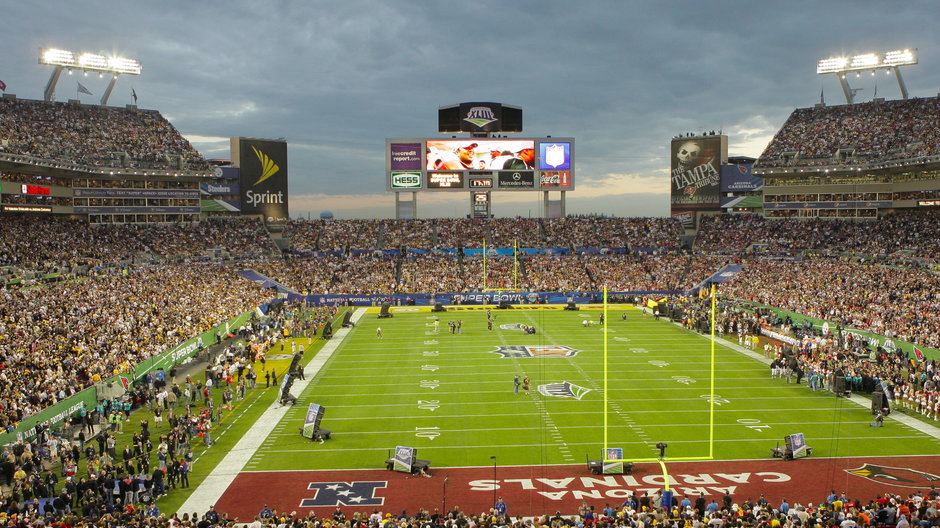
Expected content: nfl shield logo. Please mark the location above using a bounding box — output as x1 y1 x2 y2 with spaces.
544 144 566 168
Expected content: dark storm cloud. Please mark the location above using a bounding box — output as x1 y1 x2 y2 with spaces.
3 1 938 218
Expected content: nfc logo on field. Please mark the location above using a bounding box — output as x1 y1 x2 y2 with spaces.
300 481 387 507
391 172 422 188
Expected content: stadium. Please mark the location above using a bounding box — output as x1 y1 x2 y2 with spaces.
1 39 940 528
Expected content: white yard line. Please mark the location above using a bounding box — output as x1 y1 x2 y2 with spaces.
177 308 366 514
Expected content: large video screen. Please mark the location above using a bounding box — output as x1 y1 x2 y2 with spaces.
427 139 535 171
386 138 574 192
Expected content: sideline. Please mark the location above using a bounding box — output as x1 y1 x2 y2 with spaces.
688 317 940 441
177 308 366 514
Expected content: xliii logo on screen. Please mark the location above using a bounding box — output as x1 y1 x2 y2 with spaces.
463 106 497 128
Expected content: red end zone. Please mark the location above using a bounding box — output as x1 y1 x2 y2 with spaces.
215 456 940 520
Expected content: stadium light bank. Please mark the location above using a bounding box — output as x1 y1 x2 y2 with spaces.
39 47 141 106
817 49 917 104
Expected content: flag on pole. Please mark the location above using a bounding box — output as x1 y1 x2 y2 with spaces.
77 81 93 95
914 346 925 361
0 79 6 92
132 88 138 104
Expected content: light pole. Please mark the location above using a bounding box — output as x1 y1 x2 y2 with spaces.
489 456 498 510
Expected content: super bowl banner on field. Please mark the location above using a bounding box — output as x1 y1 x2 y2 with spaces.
234 137 289 223
670 136 725 212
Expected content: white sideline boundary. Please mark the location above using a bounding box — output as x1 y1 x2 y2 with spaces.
178 308 366 514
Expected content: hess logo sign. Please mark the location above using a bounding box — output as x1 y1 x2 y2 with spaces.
391 173 422 188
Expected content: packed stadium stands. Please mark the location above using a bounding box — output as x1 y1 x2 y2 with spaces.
4 85 940 528
756 97 940 168
0 99 208 171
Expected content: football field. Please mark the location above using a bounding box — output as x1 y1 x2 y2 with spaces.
243 305 940 473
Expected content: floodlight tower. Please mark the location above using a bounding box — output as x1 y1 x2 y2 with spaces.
817 49 917 104
39 48 142 106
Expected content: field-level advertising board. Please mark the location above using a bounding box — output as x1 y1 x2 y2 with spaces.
393 446 416 473
602 285 719 463
301 403 324 439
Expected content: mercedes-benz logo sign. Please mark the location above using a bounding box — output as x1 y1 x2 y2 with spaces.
512 172 521 180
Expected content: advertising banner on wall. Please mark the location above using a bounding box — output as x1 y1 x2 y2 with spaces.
234 137 289 223
670 136 725 213
390 143 422 170
720 164 762 192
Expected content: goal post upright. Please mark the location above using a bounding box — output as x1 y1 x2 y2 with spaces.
482 237 487 292
602 285 718 464
709 283 717 458
603 286 609 453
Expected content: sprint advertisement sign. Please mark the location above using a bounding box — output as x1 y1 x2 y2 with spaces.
234 137 289 223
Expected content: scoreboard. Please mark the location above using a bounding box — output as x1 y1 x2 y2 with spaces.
386 138 574 192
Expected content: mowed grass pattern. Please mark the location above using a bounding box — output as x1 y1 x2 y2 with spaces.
244 307 940 471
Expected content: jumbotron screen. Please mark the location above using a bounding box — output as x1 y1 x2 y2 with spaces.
386 138 574 192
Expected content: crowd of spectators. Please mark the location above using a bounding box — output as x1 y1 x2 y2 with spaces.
381 220 436 249
695 210 940 256
757 96 940 167
719 256 940 350
543 217 682 249
582 253 690 292
461 256 519 291
0 98 208 170
0 217 277 273
279 217 682 251
397 255 463 294
523 255 592 293
488 218 541 248
254 255 398 296
435 219 489 249
286 220 384 252
0 301 342 527
0 263 271 429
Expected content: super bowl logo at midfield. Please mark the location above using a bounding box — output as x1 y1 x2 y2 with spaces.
490 345 581 358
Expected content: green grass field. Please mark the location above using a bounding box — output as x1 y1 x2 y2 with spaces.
240 306 940 473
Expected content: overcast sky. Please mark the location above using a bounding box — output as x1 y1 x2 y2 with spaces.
4 1 939 219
